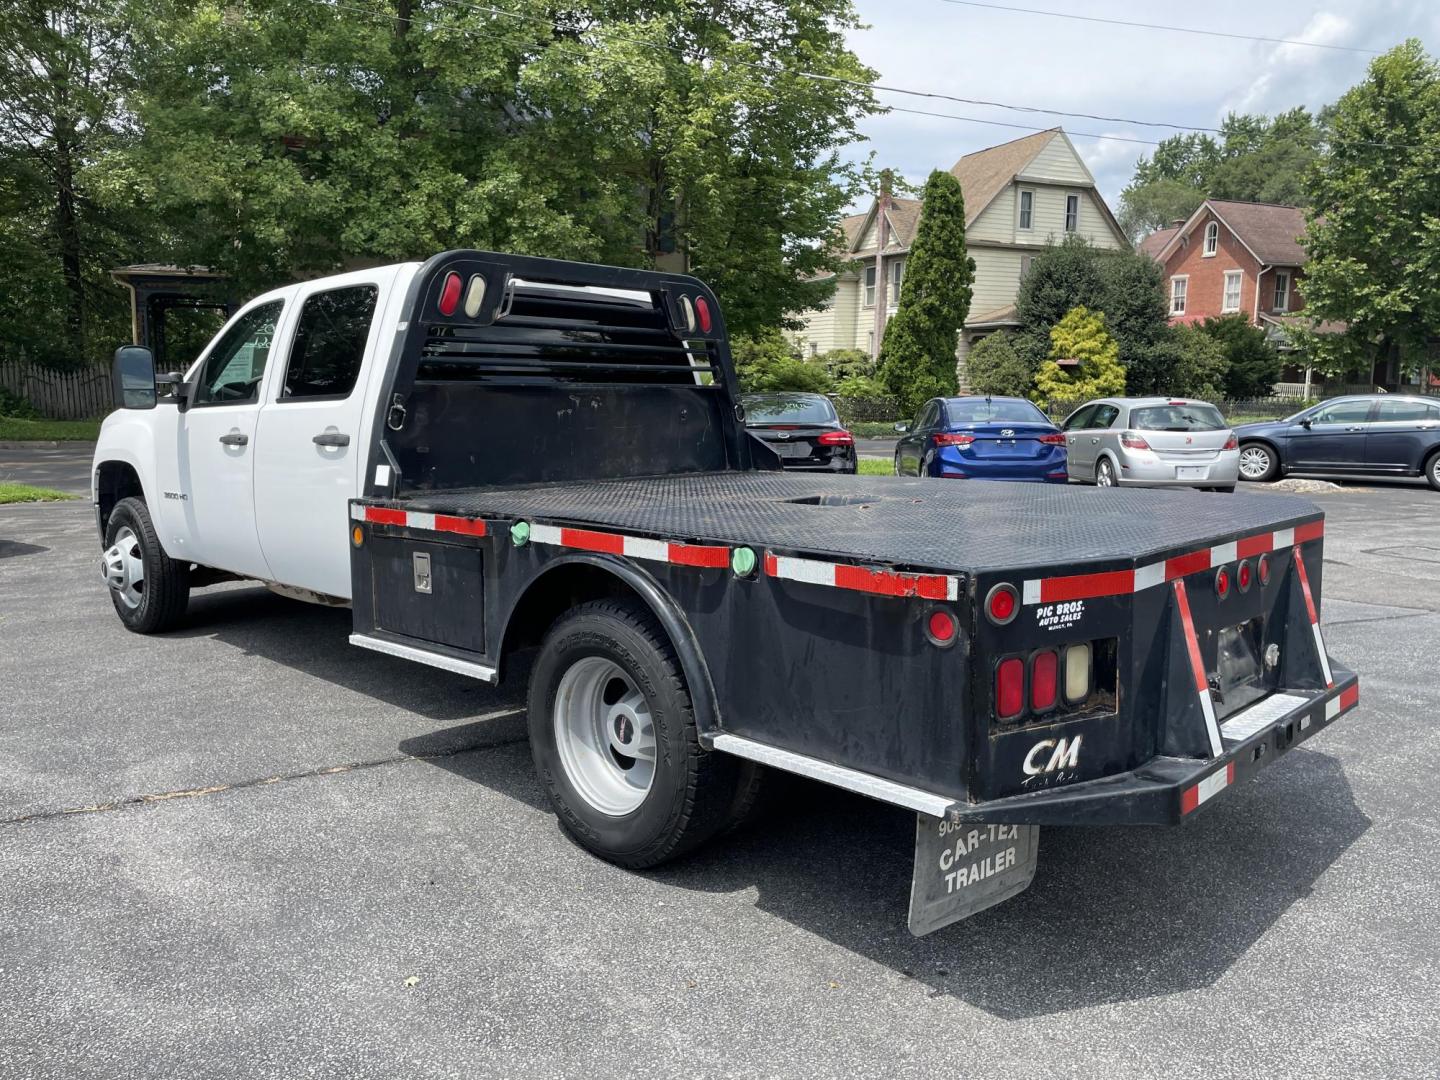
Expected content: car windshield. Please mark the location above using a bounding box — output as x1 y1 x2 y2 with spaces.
742 396 836 424
1130 404 1226 431
946 399 1048 424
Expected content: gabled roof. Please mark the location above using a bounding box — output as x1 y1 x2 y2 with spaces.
949 129 1061 226
1138 225 1180 260
1156 199 1309 266
846 196 923 253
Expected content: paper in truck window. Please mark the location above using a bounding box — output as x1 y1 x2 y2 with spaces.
908 817 1038 936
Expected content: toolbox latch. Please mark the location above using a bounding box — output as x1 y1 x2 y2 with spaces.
412 552 432 594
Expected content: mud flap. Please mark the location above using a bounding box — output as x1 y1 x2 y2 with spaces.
907 816 1039 936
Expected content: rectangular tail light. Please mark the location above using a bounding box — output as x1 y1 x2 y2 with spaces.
1064 643 1091 704
996 658 1025 720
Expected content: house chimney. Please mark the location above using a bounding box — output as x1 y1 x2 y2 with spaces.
1170 218 1186 227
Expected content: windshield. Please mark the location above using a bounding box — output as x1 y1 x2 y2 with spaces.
742 395 837 424
945 398 1049 424
1130 404 1226 432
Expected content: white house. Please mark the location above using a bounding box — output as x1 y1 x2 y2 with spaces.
788 128 1130 385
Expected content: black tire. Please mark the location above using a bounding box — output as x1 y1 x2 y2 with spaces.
1425 449 1440 492
1238 441 1279 483
527 599 755 868
893 452 903 477
102 497 190 634
1095 457 1116 487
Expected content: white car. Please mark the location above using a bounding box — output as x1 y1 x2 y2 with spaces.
1062 397 1240 492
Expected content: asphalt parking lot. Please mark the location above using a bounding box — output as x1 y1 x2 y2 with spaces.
2 463 1437 1077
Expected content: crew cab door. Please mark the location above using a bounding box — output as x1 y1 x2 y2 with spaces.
160 298 289 580
252 274 390 598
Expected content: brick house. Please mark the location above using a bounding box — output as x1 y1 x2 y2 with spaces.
1142 199 1309 334
786 128 1129 385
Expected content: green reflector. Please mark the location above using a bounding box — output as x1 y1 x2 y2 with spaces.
731 546 756 576
510 521 531 546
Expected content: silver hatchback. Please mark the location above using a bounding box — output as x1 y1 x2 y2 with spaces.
1062 397 1240 491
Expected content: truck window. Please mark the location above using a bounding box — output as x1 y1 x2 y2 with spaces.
192 301 283 406
279 285 378 400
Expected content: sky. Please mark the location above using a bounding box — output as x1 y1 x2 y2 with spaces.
843 0 1440 208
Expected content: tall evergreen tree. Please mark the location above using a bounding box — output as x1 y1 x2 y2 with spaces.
876 169 973 414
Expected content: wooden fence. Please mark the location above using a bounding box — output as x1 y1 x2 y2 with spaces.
0 358 111 420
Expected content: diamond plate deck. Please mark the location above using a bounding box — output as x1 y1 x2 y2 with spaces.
371 472 1319 575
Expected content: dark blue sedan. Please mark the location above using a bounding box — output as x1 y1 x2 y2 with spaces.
1234 394 1440 489
893 396 1068 481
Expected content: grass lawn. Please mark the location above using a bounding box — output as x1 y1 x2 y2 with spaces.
0 482 78 504
856 458 895 476
0 415 103 442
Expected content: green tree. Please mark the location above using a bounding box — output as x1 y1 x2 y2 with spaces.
1199 314 1281 397
1032 306 1126 403
1117 109 1322 239
126 0 879 339
965 332 1035 397
732 329 833 393
876 169 974 414
1015 233 1105 331
1303 40 1440 376
817 347 873 381
1159 324 1229 400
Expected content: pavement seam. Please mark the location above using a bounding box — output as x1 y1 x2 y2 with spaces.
0 714 527 828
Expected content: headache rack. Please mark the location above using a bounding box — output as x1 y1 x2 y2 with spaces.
364 250 765 498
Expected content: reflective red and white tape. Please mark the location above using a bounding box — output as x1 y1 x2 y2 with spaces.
352 504 487 537
528 524 730 568
1180 762 1236 815
764 552 960 601
1021 520 1324 605
1291 547 1335 688
1173 579 1224 757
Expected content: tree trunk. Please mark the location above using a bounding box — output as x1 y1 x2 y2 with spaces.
54 132 84 361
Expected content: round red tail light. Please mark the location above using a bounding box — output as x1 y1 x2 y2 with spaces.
1237 559 1253 592
1215 566 1231 599
694 296 712 333
986 582 1019 625
437 271 462 316
927 608 957 646
1258 554 1271 585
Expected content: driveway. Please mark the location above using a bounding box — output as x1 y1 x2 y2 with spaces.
0 444 94 495
0 490 1436 1078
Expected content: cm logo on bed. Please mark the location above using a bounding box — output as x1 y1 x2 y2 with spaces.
1022 735 1082 776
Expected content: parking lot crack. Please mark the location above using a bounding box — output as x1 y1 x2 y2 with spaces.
0 714 526 828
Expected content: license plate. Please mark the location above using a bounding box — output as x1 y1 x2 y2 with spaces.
1177 466 1207 480
908 816 1039 936
773 442 808 458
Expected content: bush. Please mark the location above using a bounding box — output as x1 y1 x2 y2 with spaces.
818 348 874 381
0 386 40 419
732 330 834 393
834 374 887 399
1163 324 1230 400
1032 306 1126 403
1199 314 1282 397
965 332 1036 397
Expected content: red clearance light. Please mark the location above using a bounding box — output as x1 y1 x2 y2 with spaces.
817 430 855 446
986 582 1019 625
1039 432 1067 445
1223 433 1239 451
1169 400 1188 405
1258 553 1272 585
996 658 1025 720
1237 559 1253 592
1031 650 1058 711
934 433 976 447
1215 566 1231 599
927 608 957 646
1120 431 1151 450
437 271 462 316
694 296 712 333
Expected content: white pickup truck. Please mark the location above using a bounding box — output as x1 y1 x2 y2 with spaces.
93 250 1358 935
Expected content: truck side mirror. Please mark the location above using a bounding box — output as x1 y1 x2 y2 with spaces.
111 345 157 410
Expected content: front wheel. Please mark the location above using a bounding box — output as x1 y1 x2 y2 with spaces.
101 497 190 633
1095 458 1116 487
527 599 755 868
1238 442 1279 483
1425 449 1440 492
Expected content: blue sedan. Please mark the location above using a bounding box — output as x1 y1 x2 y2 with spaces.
893 396 1069 481
1233 394 1440 490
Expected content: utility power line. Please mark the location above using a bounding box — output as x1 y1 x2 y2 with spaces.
936 1 1384 55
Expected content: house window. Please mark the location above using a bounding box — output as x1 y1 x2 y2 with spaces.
1222 270 1243 313
889 259 904 305
808 341 818 358
1020 254 1034 281
1064 194 1079 232
863 264 876 307
1203 221 1219 257
1170 276 1188 316
1019 190 1034 231
1274 271 1290 312
867 331 875 355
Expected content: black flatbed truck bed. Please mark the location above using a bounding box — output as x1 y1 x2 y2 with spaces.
342 250 1360 933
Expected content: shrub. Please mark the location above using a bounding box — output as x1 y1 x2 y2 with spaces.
1199 314 1282 398
732 330 834 393
965 332 1036 397
1032 306 1126 403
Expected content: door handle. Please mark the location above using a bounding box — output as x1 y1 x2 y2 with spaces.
218 430 248 447
1090 437 1100 444
312 431 351 447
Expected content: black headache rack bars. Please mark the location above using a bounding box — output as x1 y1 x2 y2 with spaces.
363 250 770 499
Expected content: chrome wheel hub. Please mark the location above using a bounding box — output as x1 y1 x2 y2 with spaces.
553 656 657 816
1097 462 1114 486
1239 446 1271 479
101 526 145 610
